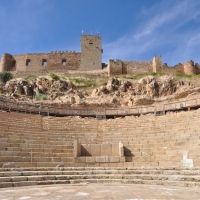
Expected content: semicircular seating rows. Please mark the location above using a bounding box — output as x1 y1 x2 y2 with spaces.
1 108 200 188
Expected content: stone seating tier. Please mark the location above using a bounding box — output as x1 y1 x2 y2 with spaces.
1 167 200 188
1 109 200 168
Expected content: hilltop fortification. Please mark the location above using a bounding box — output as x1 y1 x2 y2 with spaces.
0 35 200 76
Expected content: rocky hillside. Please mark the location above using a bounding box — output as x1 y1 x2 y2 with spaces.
0 73 200 108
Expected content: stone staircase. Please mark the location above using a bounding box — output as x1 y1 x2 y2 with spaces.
1 167 200 188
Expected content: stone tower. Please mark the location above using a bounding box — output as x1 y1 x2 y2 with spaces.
80 35 102 71
152 56 162 72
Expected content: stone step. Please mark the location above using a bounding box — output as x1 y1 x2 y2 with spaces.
1 169 200 176
1 175 200 188
0 173 200 182
0 151 73 157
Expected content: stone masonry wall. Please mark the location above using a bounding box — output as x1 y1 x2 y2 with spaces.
80 35 102 71
124 61 152 74
0 53 16 72
108 59 123 76
162 63 184 74
108 59 152 76
13 52 80 72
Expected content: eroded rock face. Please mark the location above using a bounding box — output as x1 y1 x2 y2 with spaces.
136 76 159 97
135 76 176 98
0 74 197 107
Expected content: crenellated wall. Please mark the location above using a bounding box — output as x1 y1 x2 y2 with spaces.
12 51 81 72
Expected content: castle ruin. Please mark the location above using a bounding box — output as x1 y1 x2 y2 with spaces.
0 34 200 76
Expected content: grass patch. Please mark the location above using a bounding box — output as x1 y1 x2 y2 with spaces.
150 72 164 76
175 73 193 78
114 74 147 80
35 93 47 100
69 78 95 87
24 74 38 80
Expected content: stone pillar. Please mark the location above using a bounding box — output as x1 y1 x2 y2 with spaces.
73 140 81 157
119 141 124 157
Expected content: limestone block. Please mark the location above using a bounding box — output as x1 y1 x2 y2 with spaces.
120 156 126 162
109 156 120 163
0 182 13 188
112 144 120 156
28 176 43 181
75 157 86 163
108 163 124 167
101 143 112 156
13 181 36 187
61 157 75 163
90 144 101 156
81 144 91 156
95 156 109 163
181 159 194 168
86 157 96 163
11 176 28 182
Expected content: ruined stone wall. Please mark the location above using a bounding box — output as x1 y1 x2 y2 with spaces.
124 61 152 74
162 63 184 74
80 35 102 71
183 60 196 75
13 51 80 72
108 59 123 76
108 59 153 76
0 53 16 72
195 63 200 74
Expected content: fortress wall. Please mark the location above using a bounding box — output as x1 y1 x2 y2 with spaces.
183 60 196 75
13 52 81 72
47 51 80 71
108 60 153 76
108 59 123 76
124 61 152 74
0 53 16 72
14 54 48 72
162 63 184 74
195 63 200 74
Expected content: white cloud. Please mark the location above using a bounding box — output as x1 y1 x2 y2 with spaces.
103 0 200 65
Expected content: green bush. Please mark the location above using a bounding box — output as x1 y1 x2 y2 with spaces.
0 71 13 83
35 93 47 100
49 72 59 80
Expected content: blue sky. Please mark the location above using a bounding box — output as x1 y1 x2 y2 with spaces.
0 0 200 66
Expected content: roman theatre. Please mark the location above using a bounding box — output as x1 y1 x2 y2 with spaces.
0 35 200 196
